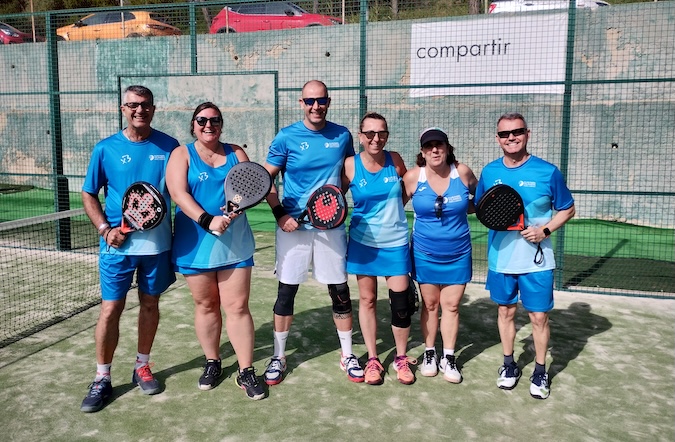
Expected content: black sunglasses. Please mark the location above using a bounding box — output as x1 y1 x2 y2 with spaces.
361 130 389 140
302 97 329 106
434 195 444 219
497 127 527 139
194 116 223 127
123 101 153 110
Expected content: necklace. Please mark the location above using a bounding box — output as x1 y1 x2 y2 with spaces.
196 141 222 166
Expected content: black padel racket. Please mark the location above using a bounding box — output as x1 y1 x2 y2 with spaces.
296 184 347 230
476 184 543 264
120 181 167 235
213 161 272 236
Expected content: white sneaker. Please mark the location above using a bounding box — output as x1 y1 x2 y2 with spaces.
264 357 286 386
497 362 521 390
340 354 364 383
439 355 462 383
419 349 438 377
529 372 550 399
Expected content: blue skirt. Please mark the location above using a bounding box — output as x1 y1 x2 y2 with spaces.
411 248 472 285
346 240 411 276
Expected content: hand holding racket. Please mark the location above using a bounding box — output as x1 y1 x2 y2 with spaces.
212 161 272 236
120 181 167 235
296 184 347 230
475 184 543 264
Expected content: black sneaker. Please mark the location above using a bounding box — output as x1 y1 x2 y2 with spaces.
132 364 161 395
80 378 113 413
198 359 222 391
235 367 265 400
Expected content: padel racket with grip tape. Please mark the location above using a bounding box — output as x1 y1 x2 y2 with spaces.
120 182 167 235
212 161 272 236
475 184 543 264
296 184 347 230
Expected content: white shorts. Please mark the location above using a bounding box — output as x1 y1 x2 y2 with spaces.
275 227 348 285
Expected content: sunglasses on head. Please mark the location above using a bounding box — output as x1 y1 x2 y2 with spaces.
302 97 329 106
497 127 527 139
361 130 389 140
434 195 444 219
194 116 223 127
124 102 153 110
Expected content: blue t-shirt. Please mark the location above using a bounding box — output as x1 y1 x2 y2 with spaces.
266 120 355 229
172 143 255 270
411 165 472 259
82 129 179 255
475 155 574 274
348 151 408 248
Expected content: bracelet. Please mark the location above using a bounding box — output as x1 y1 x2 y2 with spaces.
272 205 287 222
104 228 113 243
97 222 110 234
197 212 214 231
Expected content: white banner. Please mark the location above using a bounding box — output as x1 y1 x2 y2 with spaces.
410 14 568 97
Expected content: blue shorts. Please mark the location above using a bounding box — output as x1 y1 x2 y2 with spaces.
346 241 410 276
99 251 176 301
411 248 472 285
486 269 554 312
176 256 254 275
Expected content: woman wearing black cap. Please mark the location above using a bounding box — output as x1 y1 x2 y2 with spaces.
402 127 477 384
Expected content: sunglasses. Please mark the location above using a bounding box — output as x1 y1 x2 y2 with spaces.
434 195 444 219
123 102 153 110
497 127 527 138
194 116 223 127
302 97 329 106
361 130 389 140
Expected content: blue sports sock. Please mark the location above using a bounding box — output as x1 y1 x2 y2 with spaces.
504 354 515 366
534 362 546 375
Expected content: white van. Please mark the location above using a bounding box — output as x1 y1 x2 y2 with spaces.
488 0 609 14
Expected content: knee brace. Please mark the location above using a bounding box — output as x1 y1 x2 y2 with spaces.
390 288 412 328
273 282 299 316
328 283 352 315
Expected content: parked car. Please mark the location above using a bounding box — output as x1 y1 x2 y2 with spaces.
56 11 181 41
209 1 342 34
489 0 609 14
0 22 45 44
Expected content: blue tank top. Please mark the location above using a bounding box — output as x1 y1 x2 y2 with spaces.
411 165 471 258
172 143 255 270
348 151 408 248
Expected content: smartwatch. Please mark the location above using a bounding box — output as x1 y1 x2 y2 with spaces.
543 227 551 237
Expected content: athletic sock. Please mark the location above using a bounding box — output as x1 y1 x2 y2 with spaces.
95 363 111 382
504 354 515 366
425 346 436 353
533 362 546 375
273 331 289 359
337 329 354 356
135 353 150 369
443 348 455 357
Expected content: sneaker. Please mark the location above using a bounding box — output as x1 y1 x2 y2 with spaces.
529 372 550 400
439 355 463 383
132 364 161 395
340 354 365 383
419 349 438 377
364 357 385 385
393 355 417 385
264 357 287 386
497 362 521 390
198 359 222 391
80 378 112 413
235 367 265 400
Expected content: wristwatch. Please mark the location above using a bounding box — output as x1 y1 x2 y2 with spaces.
543 227 551 237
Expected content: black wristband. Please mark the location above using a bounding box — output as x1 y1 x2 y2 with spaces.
272 205 287 222
543 227 551 237
197 212 214 231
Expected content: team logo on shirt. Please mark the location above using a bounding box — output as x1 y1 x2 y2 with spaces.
383 175 399 183
519 180 536 188
148 154 166 161
448 195 462 203
198 172 208 182
120 154 131 164
300 142 309 151
324 142 340 148
359 179 367 188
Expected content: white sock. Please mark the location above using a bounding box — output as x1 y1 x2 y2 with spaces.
273 331 289 358
337 329 353 357
443 348 455 357
425 346 436 353
135 353 150 369
95 363 111 381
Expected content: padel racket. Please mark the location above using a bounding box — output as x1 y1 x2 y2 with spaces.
296 184 347 230
476 184 543 264
212 161 272 236
120 181 167 235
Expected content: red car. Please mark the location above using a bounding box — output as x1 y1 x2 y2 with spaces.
209 1 342 34
0 22 45 44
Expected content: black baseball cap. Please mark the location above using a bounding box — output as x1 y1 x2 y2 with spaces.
420 127 449 147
